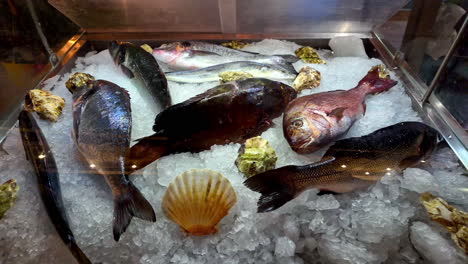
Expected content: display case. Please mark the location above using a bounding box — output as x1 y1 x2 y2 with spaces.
0 1 467 263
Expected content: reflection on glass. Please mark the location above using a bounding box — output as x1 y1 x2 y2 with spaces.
401 0 466 85
434 22 468 129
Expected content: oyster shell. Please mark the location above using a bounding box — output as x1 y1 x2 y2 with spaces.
295 46 326 64
235 136 277 178
162 169 237 235
25 89 65 122
420 192 468 253
292 66 321 92
0 179 19 219
221 40 249 50
219 71 254 83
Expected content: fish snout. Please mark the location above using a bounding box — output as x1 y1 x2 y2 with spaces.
284 116 318 152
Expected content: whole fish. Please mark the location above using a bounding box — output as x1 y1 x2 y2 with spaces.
126 78 297 173
152 42 298 73
68 79 156 241
19 110 91 264
166 61 296 83
163 41 298 62
109 41 172 111
245 122 440 212
283 65 398 154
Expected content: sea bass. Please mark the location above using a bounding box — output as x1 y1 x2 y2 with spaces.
166 61 296 83
152 42 298 73
19 110 91 263
126 78 297 173
284 65 397 154
109 41 172 111
245 122 440 212
68 78 156 241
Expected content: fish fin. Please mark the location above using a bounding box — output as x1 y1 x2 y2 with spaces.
120 65 135 79
358 67 397 94
301 156 336 169
328 107 347 121
275 54 300 63
113 182 156 241
317 190 339 195
126 134 169 175
69 239 92 264
244 165 300 212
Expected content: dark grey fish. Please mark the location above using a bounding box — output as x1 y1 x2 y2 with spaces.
245 122 439 212
69 79 156 241
109 41 172 111
19 110 91 264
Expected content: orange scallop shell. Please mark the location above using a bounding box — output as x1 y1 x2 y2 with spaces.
162 169 237 235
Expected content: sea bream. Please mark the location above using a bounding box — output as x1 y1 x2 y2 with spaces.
125 78 298 174
283 65 398 154
152 41 298 73
109 41 172 111
245 122 440 212
67 75 156 241
165 61 296 83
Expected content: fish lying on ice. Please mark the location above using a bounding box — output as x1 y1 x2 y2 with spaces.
152 42 298 73
245 122 440 212
125 78 298 174
67 76 156 241
163 41 298 62
283 65 397 154
109 41 172 111
19 110 91 263
165 61 296 83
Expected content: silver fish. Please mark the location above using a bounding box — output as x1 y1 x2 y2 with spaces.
153 42 298 73
166 61 296 83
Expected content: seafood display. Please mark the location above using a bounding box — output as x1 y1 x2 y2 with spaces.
25 89 65 122
0 179 18 219
235 136 277 178
152 41 298 72
292 67 321 92
284 65 397 153
109 41 172 111
2 38 466 264
162 169 237 235
420 192 468 253
18 110 90 264
126 78 297 173
165 61 296 83
67 74 155 241
245 122 439 212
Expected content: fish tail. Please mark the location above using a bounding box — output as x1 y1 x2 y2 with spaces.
112 182 156 241
358 66 397 94
126 134 169 175
68 239 92 264
243 167 297 213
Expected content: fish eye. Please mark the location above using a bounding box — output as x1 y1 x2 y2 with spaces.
292 119 303 128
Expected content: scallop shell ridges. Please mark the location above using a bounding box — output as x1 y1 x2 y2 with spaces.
162 169 237 235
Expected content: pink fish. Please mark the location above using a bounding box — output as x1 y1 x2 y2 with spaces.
283 66 398 153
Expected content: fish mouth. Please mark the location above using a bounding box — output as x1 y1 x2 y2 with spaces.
290 137 317 153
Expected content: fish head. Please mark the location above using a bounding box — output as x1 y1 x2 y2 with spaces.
152 42 189 64
108 41 136 79
283 110 327 153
